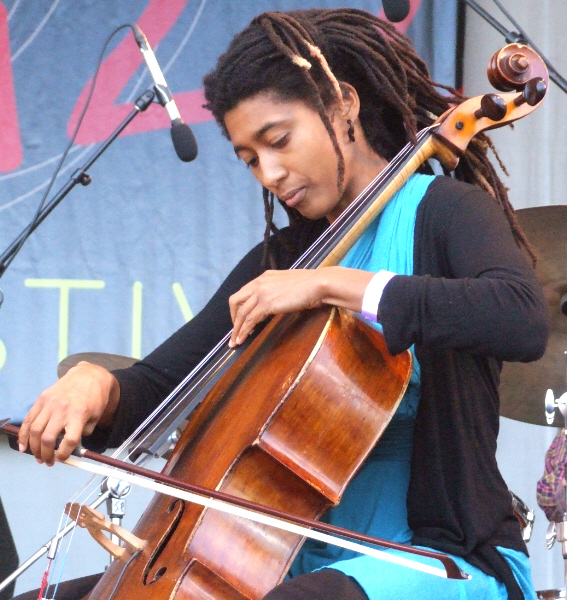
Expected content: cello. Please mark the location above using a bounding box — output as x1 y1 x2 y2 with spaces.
6 42 550 600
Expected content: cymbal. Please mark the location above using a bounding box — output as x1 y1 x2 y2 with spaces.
500 206 567 426
57 352 137 378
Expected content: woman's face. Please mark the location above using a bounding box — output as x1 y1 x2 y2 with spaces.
224 92 384 222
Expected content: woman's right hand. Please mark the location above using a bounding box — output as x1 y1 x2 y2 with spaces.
18 361 120 466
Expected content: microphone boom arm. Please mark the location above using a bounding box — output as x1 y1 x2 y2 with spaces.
0 89 155 280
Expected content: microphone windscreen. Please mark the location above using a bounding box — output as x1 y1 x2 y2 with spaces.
382 0 410 22
171 121 198 162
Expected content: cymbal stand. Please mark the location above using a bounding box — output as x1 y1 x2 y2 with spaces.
547 516 567 593
543 423 567 595
545 390 567 426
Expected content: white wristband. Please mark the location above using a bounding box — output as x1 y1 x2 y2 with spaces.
361 270 396 322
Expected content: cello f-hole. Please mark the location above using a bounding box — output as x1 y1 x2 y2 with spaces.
143 499 185 585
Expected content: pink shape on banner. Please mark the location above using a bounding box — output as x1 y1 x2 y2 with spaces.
69 0 424 145
378 0 423 32
68 0 210 145
0 2 23 172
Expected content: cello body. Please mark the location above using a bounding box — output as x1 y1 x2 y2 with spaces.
79 41 551 600
87 307 411 600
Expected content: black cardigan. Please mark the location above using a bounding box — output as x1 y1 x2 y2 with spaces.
87 176 549 594
380 177 548 594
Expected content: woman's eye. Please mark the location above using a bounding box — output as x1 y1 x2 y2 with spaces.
245 156 258 168
271 134 288 149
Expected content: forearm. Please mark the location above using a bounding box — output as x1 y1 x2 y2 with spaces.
380 270 549 360
317 266 374 313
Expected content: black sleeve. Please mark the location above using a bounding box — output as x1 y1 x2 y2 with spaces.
86 240 266 450
85 218 328 450
379 177 550 361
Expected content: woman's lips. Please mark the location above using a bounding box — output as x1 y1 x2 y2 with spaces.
281 187 306 208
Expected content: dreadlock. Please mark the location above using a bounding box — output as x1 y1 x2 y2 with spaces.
203 8 535 267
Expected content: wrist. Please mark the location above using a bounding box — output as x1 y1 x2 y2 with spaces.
317 266 374 313
361 270 396 322
75 361 120 428
98 372 120 429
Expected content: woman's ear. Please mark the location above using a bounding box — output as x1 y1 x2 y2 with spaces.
339 82 361 122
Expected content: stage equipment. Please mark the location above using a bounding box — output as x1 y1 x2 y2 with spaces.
57 353 137 379
0 496 18 600
499 207 567 426
382 0 410 22
132 26 198 162
1 41 550 600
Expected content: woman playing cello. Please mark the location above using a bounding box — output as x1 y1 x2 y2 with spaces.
17 8 549 600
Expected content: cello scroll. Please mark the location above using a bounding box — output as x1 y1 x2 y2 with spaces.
432 43 549 167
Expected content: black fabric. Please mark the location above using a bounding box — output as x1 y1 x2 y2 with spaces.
11 573 102 600
380 177 549 599
85 218 328 452
84 176 549 598
0 497 18 600
263 569 369 600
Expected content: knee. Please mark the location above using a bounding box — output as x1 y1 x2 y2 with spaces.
262 569 368 600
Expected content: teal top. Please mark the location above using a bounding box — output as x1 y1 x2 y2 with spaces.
290 173 434 575
339 172 435 417
288 174 536 599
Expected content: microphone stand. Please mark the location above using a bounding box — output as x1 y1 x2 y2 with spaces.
0 491 110 595
460 0 567 95
0 88 156 280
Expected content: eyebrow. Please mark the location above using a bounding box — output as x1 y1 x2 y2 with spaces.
233 120 285 155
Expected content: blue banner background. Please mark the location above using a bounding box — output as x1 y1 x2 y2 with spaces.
0 0 457 421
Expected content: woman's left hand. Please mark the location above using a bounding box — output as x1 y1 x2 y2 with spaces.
228 266 374 346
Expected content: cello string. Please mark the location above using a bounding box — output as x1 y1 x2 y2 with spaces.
106 126 438 465
47 470 111 594
43 126 440 592
105 127 437 465
50 512 81 599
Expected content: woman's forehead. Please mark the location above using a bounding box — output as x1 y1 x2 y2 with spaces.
224 93 319 142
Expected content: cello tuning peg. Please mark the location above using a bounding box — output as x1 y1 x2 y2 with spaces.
473 94 508 122
513 77 547 107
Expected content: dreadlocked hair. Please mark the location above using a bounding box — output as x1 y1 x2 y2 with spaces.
203 8 536 268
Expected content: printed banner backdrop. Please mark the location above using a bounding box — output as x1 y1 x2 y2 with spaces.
0 0 458 421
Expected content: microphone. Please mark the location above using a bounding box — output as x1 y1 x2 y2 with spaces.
382 0 411 22
132 25 198 162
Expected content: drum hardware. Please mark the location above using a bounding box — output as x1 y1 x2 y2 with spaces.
546 391 567 426
499 206 567 427
0 353 173 593
101 478 132 565
511 490 536 542
546 518 567 556
0 412 145 592
548 521 558 550
537 590 565 599
57 353 137 379
0 477 138 592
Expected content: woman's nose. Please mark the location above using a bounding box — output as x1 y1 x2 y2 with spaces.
260 161 286 190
